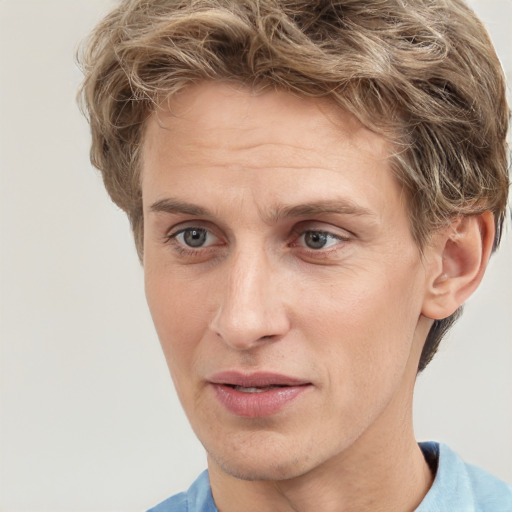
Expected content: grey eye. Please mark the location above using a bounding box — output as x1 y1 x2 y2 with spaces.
304 231 329 249
183 228 208 247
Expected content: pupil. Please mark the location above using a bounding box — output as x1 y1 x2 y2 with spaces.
184 229 207 247
305 231 327 249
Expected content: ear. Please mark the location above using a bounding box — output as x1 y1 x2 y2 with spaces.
421 211 495 320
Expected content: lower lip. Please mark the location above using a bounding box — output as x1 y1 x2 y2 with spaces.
210 384 310 418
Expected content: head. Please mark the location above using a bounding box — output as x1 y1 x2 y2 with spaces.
79 0 509 373
79 0 509 484
78 4 508 479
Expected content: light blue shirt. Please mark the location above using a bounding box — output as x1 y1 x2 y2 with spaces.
147 443 512 511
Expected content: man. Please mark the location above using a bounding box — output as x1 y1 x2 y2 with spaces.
79 0 511 510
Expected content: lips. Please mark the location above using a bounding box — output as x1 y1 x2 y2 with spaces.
208 371 312 417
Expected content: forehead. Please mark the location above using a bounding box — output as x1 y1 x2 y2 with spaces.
141 81 406 228
143 81 390 172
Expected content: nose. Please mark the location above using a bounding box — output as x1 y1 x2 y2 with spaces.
209 248 291 351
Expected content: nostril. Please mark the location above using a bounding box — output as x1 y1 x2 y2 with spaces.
210 299 290 349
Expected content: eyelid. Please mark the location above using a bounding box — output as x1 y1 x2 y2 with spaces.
290 221 353 240
293 231 348 249
169 224 218 239
299 231 344 246
165 219 217 238
167 226 207 239
288 222 353 257
162 219 352 257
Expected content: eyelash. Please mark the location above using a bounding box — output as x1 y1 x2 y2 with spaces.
165 225 351 259
291 230 349 256
166 227 221 257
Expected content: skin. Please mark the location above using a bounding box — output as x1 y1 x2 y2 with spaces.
141 82 491 512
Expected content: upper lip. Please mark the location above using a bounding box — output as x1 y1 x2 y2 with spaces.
208 371 311 387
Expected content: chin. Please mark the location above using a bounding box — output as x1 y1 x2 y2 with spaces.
203 431 321 482
211 452 311 482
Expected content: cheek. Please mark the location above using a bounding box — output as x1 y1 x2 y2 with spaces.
144 270 210 376
294 260 424 381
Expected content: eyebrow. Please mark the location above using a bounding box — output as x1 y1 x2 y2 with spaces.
150 198 210 216
149 197 376 222
267 200 376 223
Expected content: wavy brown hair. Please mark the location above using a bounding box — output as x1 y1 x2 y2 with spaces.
78 0 509 371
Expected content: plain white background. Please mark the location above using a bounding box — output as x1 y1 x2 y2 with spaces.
0 1 510 511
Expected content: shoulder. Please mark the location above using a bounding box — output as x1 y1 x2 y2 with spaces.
147 492 188 512
463 457 512 509
417 442 512 512
146 471 216 512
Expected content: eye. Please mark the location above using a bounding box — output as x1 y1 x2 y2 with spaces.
299 230 342 250
169 227 219 248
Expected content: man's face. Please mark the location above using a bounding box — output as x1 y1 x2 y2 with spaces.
142 82 433 481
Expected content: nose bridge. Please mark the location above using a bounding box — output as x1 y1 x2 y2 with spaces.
210 242 288 349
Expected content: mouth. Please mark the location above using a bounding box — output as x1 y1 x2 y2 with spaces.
228 385 290 393
208 371 312 417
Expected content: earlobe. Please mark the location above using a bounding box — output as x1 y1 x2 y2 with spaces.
421 211 495 320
